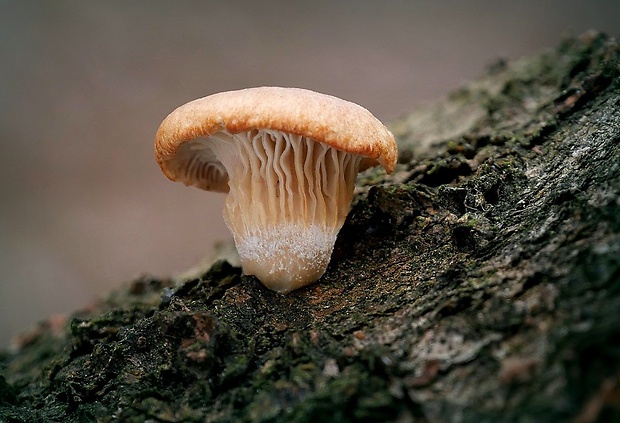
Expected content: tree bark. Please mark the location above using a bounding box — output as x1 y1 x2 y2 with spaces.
2 31 619 423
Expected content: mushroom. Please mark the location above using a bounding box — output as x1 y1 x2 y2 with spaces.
155 87 397 293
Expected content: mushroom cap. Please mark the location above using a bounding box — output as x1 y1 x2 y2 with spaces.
155 87 397 191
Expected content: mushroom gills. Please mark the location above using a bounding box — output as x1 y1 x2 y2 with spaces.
202 129 362 293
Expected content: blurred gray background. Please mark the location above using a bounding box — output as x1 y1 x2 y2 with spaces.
1 0 618 347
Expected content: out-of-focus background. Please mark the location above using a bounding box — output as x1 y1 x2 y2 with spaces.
1 1 618 347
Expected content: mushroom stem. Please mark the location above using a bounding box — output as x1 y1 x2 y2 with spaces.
205 130 362 292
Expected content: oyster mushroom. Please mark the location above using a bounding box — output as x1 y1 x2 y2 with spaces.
155 86 397 293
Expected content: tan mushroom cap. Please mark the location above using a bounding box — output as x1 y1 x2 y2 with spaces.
155 86 397 191
154 87 397 293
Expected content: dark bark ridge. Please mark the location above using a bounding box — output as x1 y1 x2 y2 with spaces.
1 32 619 422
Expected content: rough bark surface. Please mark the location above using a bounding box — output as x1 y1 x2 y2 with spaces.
1 32 619 423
